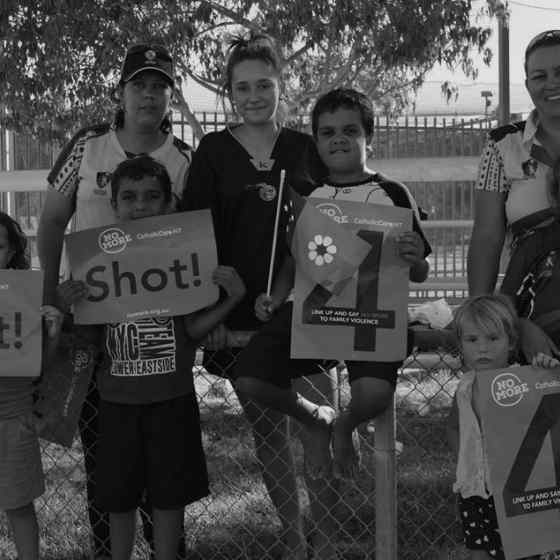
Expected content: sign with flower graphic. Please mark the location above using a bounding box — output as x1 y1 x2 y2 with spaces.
290 197 412 361
284 189 372 297
308 234 337 265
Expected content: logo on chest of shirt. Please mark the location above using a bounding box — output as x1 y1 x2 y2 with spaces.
521 158 538 179
73 349 92 371
250 158 275 172
245 182 277 202
95 172 112 195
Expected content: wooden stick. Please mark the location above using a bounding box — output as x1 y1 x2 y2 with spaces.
266 169 286 296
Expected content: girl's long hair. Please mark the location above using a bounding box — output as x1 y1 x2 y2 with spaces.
0 212 30 270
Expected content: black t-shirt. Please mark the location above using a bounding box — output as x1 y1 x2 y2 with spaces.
182 127 326 330
97 317 196 404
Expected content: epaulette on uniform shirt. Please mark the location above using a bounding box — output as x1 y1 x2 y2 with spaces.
172 136 193 164
488 121 525 144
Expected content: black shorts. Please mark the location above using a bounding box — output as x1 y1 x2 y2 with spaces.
233 302 412 388
202 347 242 379
458 495 505 559
201 316 330 380
95 393 209 513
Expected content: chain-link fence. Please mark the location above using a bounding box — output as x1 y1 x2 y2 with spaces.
2 334 559 560
0 329 461 560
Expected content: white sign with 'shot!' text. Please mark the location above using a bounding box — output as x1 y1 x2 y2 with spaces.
0 270 43 377
66 211 219 324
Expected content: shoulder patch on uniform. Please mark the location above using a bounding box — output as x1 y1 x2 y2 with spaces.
47 122 111 184
489 121 525 143
70 122 111 145
172 136 193 155
66 122 110 151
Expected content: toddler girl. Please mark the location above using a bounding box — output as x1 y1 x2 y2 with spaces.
448 294 556 559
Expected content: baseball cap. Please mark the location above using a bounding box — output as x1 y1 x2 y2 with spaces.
525 30 560 68
120 44 174 85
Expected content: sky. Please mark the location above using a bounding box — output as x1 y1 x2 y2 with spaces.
415 0 560 115
183 0 560 116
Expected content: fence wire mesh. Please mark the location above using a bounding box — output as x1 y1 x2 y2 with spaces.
0 116 552 560
1 340 559 560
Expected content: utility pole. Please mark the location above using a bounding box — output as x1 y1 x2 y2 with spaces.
481 90 493 118
498 3 510 125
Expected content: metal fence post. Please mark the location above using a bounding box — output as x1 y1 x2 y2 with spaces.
375 393 397 560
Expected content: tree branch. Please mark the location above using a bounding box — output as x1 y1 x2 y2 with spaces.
325 45 360 87
185 70 222 95
193 20 240 39
200 1 262 33
172 82 206 142
375 71 428 99
319 22 339 89
285 41 314 65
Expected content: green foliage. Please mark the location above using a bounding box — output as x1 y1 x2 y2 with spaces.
0 0 495 140
0 0 197 139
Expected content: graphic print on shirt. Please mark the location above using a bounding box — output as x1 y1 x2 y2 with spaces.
250 158 275 172
105 317 176 377
311 180 394 206
95 172 112 195
521 158 538 179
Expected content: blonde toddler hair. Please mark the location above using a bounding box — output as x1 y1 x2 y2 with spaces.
453 294 519 359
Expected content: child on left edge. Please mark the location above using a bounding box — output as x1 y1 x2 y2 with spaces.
0 211 67 560
62 155 245 560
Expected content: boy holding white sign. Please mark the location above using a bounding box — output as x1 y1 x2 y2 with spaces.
235 89 431 479
64 156 245 560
